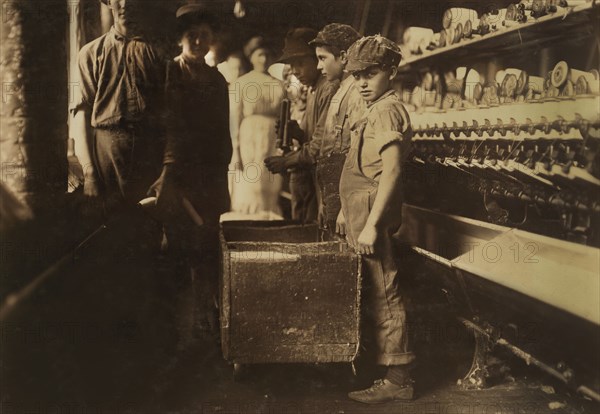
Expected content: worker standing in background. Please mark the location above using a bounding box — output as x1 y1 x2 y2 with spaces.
274 28 339 223
72 0 165 210
265 23 364 236
337 35 416 404
229 36 285 218
149 4 231 339
281 64 308 126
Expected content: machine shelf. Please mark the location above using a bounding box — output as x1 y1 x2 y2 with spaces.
398 2 599 73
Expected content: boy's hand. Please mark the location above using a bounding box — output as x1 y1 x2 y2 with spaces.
264 155 289 174
83 173 100 197
148 165 177 217
317 206 325 229
356 224 378 255
335 210 346 236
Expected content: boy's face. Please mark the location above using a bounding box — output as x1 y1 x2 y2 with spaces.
107 0 138 32
180 23 214 60
352 65 396 103
289 55 320 87
315 46 344 82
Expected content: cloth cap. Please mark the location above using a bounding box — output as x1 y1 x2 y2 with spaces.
176 3 219 32
309 23 360 52
244 36 271 59
276 28 318 64
346 35 403 73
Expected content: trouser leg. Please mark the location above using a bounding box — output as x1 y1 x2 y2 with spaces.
163 217 194 349
290 169 317 222
93 126 161 208
362 233 415 366
189 223 220 332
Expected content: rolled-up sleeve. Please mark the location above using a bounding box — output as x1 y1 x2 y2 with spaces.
371 105 408 154
72 45 96 115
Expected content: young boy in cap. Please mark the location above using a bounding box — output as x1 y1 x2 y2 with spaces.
274 28 339 223
149 4 231 337
337 35 415 403
72 0 164 208
265 23 364 235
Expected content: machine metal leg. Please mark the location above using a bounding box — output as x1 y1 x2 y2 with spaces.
459 321 491 390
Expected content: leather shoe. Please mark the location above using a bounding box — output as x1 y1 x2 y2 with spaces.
348 379 414 404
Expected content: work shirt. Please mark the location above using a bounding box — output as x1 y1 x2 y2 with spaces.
163 55 231 169
297 75 364 165
288 76 337 222
76 27 164 128
300 76 339 144
163 54 232 220
350 89 412 181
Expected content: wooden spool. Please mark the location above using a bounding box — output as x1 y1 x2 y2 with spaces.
402 27 435 55
574 76 589 95
516 70 529 96
560 80 575 97
454 22 464 43
443 8 479 30
481 82 500 106
473 82 484 103
528 76 545 94
445 27 456 45
551 61 569 88
464 68 481 102
570 68 599 94
445 70 462 94
501 73 519 99
463 19 474 38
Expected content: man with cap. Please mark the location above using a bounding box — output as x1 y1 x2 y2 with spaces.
337 35 416 403
274 28 339 223
265 23 364 236
72 0 165 208
149 3 231 339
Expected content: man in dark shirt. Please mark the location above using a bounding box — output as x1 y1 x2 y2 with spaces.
149 4 231 338
273 28 338 223
72 0 164 208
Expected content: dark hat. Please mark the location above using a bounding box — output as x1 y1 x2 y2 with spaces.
243 36 270 58
309 23 360 52
346 35 403 73
276 28 318 64
176 3 219 32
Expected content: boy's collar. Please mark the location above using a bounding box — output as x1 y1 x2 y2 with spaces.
179 53 208 67
339 75 355 92
111 26 144 41
366 88 395 108
308 75 325 93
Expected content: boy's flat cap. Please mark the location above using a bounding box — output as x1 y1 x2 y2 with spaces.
309 23 360 52
346 35 403 73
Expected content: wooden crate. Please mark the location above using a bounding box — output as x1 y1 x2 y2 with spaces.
219 221 361 366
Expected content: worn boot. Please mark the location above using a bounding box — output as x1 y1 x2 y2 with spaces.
348 379 414 404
